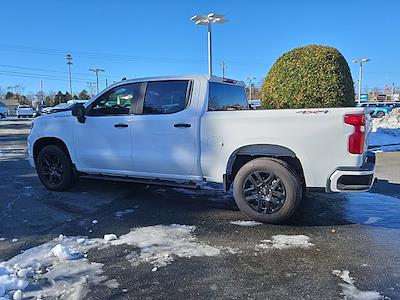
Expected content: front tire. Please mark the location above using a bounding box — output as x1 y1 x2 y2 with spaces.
36 145 77 191
233 158 302 224
376 111 385 118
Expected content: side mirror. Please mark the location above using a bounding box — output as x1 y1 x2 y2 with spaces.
72 105 86 123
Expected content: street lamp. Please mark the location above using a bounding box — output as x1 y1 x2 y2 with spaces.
66 54 73 96
191 13 228 76
89 68 105 94
247 76 256 101
352 58 370 103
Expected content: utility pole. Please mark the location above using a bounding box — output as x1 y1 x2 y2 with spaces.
191 13 228 77
247 76 256 101
220 61 227 78
86 82 94 97
392 82 395 100
89 68 105 94
352 58 370 103
66 54 73 96
40 80 44 105
105 78 108 88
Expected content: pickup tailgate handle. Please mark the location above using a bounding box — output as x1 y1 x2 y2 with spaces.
174 123 191 128
114 123 129 128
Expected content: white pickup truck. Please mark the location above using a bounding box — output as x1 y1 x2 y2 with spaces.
28 75 375 223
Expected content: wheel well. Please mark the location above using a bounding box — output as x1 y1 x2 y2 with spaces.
225 146 306 191
33 137 72 164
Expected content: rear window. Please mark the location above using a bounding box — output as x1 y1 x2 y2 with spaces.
208 82 248 111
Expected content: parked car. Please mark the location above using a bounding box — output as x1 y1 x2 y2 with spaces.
0 106 8 118
249 99 261 110
28 75 375 223
42 100 88 114
356 102 392 118
16 105 36 118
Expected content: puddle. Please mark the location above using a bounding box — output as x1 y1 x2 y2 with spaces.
344 192 400 229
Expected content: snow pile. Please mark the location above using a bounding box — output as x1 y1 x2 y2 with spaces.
332 270 383 300
229 220 263 226
0 234 115 299
369 108 400 151
371 108 400 132
110 224 220 268
256 235 314 250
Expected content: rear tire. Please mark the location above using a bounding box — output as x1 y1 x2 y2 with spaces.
36 145 77 191
233 158 302 224
376 111 385 118
0 113 3 119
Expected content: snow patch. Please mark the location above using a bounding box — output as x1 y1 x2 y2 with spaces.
0 235 115 299
256 235 314 250
332 270 384 300
114 209 135 218
111 224 220 268
104 234 118 243
49 244 81 260
364 217 382 225
230 220 263 226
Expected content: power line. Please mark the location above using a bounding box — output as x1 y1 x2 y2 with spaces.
0 64 122 80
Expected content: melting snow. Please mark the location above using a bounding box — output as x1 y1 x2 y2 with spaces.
0 224 222 298
364 217 382 225
104 234 118 243
114 209 135 218
110 224 220 268
332 270 384 300
0 235 115 299
256 235 314 250
230 220 263 226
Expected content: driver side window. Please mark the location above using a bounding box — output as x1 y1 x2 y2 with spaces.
88 83 140 116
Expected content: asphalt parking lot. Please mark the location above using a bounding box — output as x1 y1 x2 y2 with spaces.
1 118 400 299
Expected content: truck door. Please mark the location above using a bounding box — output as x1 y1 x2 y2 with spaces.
131 80 201 180
73 83 141 173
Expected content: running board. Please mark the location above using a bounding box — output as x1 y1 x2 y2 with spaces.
79 174 199 189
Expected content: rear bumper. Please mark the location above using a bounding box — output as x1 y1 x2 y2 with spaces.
327 152 375 192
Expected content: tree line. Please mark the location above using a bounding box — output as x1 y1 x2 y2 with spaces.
0 85 91 107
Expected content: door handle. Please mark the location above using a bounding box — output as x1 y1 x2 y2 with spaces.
174 123 191 128
114 123 128 128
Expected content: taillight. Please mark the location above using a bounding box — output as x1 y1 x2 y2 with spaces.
344 114 365 154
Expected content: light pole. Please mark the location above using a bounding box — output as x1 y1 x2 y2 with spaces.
352 58 370 103
191 13 228 76
66 54 73 96
89 68 105 94
247 76 256 101
220 61 227 78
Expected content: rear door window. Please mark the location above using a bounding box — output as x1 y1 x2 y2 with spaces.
143 80 191 114
208 82 248 111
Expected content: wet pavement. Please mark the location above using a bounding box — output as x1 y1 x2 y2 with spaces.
0 118 400 299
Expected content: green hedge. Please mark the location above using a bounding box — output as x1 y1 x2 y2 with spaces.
260 45 354 109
